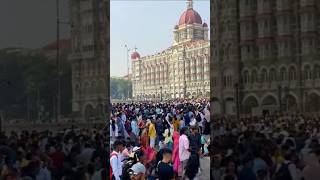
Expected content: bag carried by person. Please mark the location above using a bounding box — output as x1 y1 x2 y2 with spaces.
196 113 202 122
125 120 132 132
121 157 137 180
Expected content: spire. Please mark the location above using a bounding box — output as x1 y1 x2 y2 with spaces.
134 45 138 52
187 0 193 9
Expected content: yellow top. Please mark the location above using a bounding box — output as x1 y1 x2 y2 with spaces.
148 123 156 139
173 118 180 131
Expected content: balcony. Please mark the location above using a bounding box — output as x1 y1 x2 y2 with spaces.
300 0 316 7
239 6 256 18
257 4 273 16
68 52 82 61
276 0 291 12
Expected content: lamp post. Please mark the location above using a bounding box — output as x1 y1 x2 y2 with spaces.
56 0 71 122
124 45 131 100
215 0 225 115
278 85 282 113
235 83 240 121
56 0 61 123
183 45 187 99
160 86 163 101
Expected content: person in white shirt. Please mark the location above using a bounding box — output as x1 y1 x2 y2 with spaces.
110 119 119 141
179 127 190 178
110 140 125 180
189 115 197 127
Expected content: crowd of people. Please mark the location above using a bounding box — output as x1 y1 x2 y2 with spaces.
211 113 320 180
0 124 107 180
109 99 211 180
110 99 320 180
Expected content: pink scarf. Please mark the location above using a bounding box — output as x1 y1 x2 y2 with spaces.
172 131 180 172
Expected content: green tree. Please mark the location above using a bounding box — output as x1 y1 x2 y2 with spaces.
110 78 132 100
0 50 72 121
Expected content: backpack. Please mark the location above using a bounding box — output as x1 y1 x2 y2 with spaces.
121 157 136 180
109 153 118 180
155 161 162 176
156 121 164 134
125 121 132 132
196 113 202 122
273 162 292 180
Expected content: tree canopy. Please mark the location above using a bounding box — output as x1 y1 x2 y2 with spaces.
0 50 72 122
110 78 132 100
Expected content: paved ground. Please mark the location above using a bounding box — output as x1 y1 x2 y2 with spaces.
198 156 210 180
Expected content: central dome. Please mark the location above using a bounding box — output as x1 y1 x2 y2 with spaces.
178 8 202 26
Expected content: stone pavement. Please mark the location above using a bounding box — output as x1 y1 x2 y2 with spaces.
198 156 211 180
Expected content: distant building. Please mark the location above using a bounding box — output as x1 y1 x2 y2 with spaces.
1 48 39 56
41 39 71 60
132 0 210 100
68 0 108 122
212 0 320 115
123 74 132 81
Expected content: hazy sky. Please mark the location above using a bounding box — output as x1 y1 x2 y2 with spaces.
110 0 210 77
0 0 70 49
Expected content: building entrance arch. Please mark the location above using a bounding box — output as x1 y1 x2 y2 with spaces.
306 92 320 112
84 104 94 122
242 95 259 114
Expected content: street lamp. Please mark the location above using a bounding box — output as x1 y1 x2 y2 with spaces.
235 83 240 121
56 0 71 123
160 86 163 101
278 85 282 113
124 45 132 100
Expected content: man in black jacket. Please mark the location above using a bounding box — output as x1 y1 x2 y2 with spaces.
188 125 202 174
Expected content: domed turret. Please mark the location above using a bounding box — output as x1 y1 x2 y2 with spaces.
131 52 140 60
178 9 202 26
178 0 202 26
203 22 208 27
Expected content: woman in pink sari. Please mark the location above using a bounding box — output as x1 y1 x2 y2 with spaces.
172 130 180 175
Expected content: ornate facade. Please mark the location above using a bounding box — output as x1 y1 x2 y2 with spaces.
68 0 108 122
132 0 210 100
212 0 320 115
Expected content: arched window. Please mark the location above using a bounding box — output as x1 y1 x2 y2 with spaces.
243 70 249 84
289 66 296 81
221 44 225 61
270 68 277 82
304 65 311 80
85 82 89 93
75 84 80 98
314 64 320 79
261 69 268 83
280 67 287 81
252 70 258 83
225 45 230 61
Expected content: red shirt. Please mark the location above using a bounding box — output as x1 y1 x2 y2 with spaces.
50 151 64 169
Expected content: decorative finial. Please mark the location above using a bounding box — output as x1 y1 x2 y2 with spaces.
187 0 193 9
134 45 138 52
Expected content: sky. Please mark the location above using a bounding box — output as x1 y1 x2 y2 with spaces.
110 0 210 77
0 0 70 49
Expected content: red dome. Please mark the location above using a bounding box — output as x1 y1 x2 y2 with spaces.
131 52 140 60
178 9 202 26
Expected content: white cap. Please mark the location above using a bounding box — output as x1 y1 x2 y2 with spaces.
132 147 140 152
130 162 146 174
